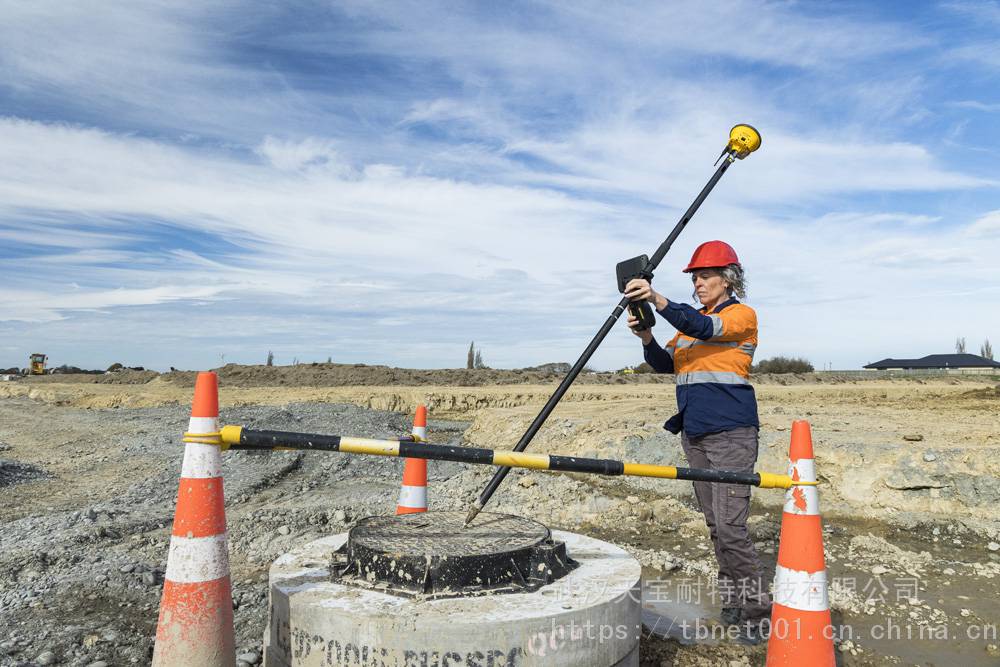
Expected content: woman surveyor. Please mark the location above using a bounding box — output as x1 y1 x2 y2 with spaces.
624 240 771 638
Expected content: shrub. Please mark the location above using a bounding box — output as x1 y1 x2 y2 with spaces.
752 356 814 374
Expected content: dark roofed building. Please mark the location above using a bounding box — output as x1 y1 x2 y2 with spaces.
864 354 1000 373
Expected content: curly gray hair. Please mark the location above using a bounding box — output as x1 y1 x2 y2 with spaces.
691 263 747 301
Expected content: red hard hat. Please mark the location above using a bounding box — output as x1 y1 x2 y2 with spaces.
683 240 740 272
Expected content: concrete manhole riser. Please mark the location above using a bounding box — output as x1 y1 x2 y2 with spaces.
263 527 642 666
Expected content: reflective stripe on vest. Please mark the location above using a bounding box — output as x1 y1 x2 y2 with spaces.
676 371 751 386
675 338 739 350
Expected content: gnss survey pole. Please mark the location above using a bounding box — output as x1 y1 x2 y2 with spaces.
463 125 762 527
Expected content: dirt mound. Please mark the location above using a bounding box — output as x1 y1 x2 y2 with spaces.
23 363 996 390
156 363 677 388
94 370 160 384
21 369 160 385
959 385 1000 399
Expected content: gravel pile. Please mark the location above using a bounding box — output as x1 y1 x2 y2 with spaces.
0 402 468 667
0 460 47 488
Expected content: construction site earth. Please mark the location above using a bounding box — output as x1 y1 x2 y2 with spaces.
1 364 998 666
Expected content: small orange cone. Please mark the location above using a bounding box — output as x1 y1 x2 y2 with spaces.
152 372 236 667
766 420 835 666
396 405 428 515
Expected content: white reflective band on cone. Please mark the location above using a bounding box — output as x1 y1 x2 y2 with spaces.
397 485 428 508
789 458 816 481
187 416 218 434
181 442 224 479
164 533 231 584
412 426 427 440
783 458 820 515
783 487 820 516
772 565 829 612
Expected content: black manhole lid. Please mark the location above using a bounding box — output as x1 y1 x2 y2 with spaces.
352 512 548 555
331 512 577 599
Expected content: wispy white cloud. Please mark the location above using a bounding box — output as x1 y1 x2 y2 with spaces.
966 209 1000 237
813 212 942 228
334 1 929 76
0 284 232 323
255 136 350 173
507 114 994 208
947 100 1000 112
938 2 1000 70
947 43 1000 69
941 0 1000 25
0 2 998 370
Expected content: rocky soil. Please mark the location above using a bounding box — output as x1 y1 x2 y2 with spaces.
1 371 998 666
16 362 997 389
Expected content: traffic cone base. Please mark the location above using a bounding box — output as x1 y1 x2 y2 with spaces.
156 579 235 664
767 606 834 660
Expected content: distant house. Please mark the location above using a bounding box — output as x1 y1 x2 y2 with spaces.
864 354 1000 374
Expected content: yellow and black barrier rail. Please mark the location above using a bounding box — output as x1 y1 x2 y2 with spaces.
215 426 815 490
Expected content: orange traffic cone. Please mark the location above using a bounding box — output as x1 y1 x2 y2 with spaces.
396 405 428 515
766 420 835 666
152 372 236 667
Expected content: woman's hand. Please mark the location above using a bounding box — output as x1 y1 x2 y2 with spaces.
626 313 654 345
624 278 668 311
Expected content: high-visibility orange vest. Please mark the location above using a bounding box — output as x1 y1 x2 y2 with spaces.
643 297 759 436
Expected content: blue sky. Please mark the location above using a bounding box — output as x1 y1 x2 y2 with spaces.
1 1 999 371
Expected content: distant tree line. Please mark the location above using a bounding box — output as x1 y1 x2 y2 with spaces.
632 356 816 374
752 356 814 374
956 336 993 360
466 342 487 369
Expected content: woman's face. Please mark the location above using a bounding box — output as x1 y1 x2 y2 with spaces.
691 269 730 306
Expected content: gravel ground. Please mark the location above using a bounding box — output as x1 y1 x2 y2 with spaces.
1 399 998 666
0 401 469 667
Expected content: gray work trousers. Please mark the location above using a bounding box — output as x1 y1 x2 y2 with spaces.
681 426 771 620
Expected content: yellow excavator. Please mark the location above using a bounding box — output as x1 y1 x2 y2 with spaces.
28 353 47 375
